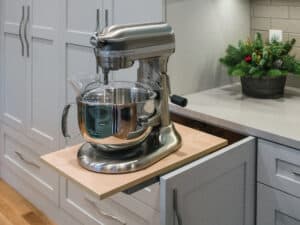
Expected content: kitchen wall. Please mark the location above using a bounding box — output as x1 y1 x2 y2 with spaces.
167 0 251 95
251 0 300 87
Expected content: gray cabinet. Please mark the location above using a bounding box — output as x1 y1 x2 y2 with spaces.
0 0 61 150
258 139 300 198
257 183 300 225
160 137 256 225
257 139 300 225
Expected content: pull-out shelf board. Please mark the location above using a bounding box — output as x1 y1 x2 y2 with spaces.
41 123 227 200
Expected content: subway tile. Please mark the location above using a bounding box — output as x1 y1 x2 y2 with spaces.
252 17 271 30
254 5 288 18
289 6 300 19
289 33 300 47
271 0 300 6
290 46 300 58
252 0 271 5
271 18 300 33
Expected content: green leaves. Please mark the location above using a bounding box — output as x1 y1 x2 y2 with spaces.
231 69 246 76
220 32 300 77
220 45 243 67
267 69 283 77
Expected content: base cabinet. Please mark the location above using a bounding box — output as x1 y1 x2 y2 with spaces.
161 137 256 225
58 136 255 225
257 139 300 225
257 183 300 225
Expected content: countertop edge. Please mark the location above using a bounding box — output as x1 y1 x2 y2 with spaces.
170 104 300 150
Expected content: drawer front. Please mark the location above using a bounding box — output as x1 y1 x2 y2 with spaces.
257 183 300 225
60 177 160 225
130 182 160 211
258 139 300 197
1 125 59 204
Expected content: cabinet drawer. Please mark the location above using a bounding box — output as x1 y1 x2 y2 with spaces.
257 183 300 225
130 182 160 211
258 139 300 197
60 177 160 225
1 125 59 204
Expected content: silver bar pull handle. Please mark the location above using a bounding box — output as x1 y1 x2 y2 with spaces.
24 6 30 57
105 9 109 27
95 9 100 74
293 171 300 177
15 151 40 169
173 189 183 225
19 6 25 56
95 8 100 32
85 197 127 225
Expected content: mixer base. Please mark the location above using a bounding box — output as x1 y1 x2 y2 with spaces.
77 123 181 173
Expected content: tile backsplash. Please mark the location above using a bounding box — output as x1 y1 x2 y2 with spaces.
251 0 300 87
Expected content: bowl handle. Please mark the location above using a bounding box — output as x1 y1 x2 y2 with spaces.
61 103 75 139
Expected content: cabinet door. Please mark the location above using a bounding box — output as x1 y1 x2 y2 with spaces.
160 137 256 225
103 0 165 82
1 0 27 131
257 183 300 225
25 0 61 150
63 0 102 146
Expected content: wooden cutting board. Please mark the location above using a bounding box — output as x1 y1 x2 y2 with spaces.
41 123 227 200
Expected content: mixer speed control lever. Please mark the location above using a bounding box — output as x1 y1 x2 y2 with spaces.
170 95 188 107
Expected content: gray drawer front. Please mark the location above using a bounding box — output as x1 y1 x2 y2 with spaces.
60 177 160 225
1 125 59 204
257 183 300 225
258 139 300 197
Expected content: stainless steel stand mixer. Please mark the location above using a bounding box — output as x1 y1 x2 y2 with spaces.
62 23 186 173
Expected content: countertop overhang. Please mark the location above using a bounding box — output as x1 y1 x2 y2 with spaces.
171 83 300 149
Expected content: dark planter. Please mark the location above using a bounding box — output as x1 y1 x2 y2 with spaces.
240 76 287 99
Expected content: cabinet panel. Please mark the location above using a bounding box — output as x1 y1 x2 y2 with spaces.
160 137 256 225
66 44 96 89
26 0 61 148
31 0 58 29
3 0 25 26
258 139 300 198
131 182 160 211
60 177 160 225
2 33 26 129
1 125 59 204
257 183 300 225
30 38 58 145
65 0 102 46
66 0 101 33
110 0 164 24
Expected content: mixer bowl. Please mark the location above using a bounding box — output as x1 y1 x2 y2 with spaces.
76 82 157 151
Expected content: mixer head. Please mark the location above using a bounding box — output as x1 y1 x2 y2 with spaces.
90 23 175 76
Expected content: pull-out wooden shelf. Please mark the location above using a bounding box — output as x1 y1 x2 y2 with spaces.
41 123 227 200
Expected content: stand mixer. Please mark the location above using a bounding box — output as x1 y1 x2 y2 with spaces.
62 23 185 174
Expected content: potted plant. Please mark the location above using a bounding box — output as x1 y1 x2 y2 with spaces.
220 33 300 98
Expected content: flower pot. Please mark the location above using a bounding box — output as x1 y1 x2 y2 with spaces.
240 76 287 99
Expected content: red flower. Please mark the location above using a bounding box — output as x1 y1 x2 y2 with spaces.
244 55 252 63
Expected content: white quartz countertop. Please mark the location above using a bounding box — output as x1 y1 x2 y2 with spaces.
170 84 300 149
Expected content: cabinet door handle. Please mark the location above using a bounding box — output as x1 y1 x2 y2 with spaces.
24 6 30 57
293 171 300 177
95 9 101 32
173 189 183 225
19 6 25 56
85 197 127 225
105 9 109 27
94 9 101 74
14 151 40 169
